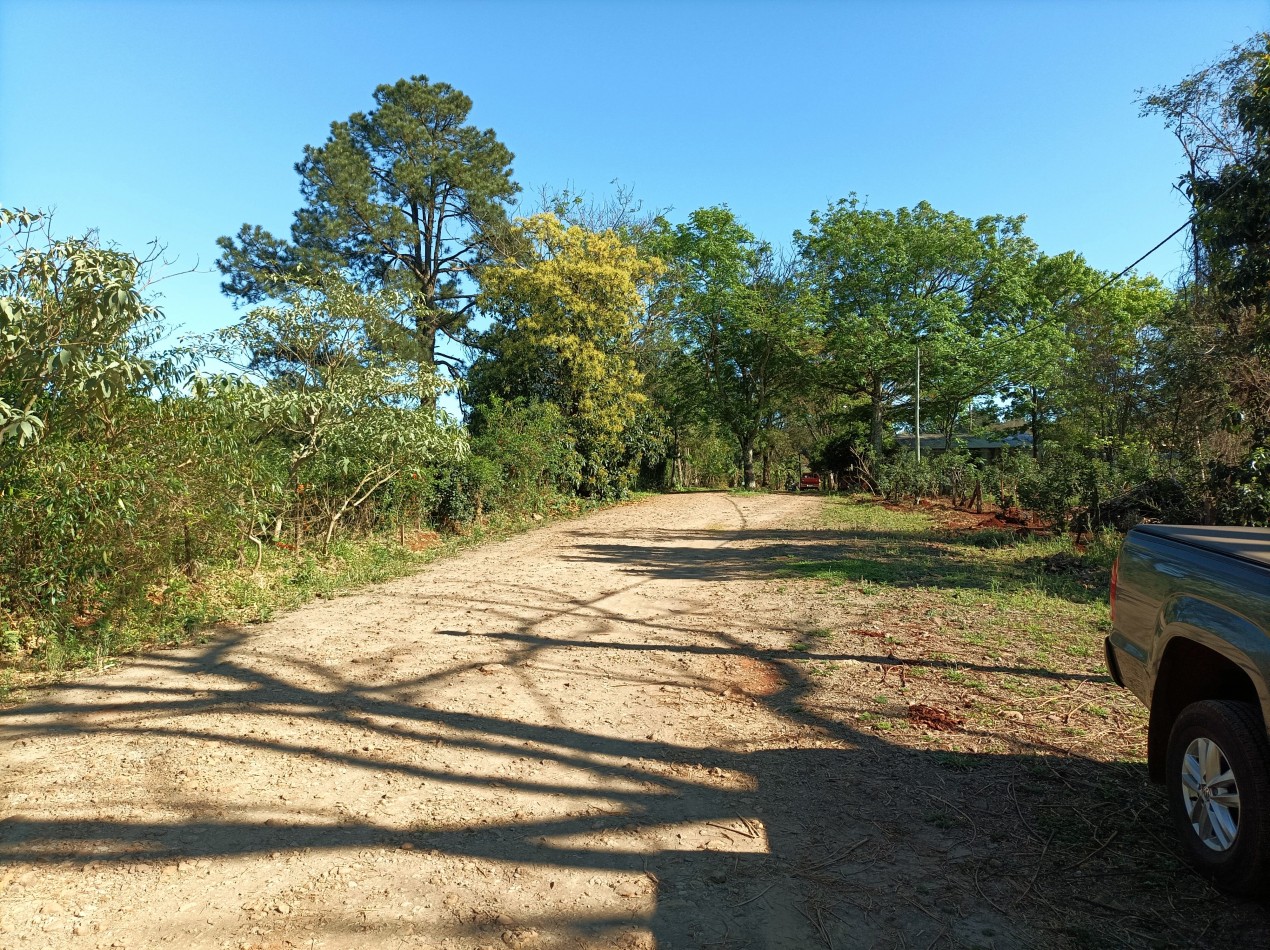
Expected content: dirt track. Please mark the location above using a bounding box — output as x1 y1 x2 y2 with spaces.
0 491 1235 949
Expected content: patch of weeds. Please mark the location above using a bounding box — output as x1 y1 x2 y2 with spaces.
4 498 642 698
824 496 934 534
934 751 981 772
997 677 1043 697
1025 624 1056 647
871 694 889 705
925 811 957 830
0 667 18 702
806 627 834 640
785 557 908 586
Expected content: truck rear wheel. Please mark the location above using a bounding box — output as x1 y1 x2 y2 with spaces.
1167 699 1270 895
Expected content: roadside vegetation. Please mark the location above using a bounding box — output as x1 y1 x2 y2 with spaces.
3 34 1269 690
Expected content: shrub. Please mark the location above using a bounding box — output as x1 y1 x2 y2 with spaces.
470 398 582 511
875 453 935 503
427 453 502 528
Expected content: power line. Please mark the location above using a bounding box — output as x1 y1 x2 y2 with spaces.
1087 218 1193 300
938 160 1260 407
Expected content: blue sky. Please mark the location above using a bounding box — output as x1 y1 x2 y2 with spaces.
2 0 1266 343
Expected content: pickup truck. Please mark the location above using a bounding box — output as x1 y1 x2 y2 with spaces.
1107 524 1270 894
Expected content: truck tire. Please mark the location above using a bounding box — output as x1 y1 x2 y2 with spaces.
1167 699 1270 895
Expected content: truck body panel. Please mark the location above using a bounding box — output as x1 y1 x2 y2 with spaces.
1110 525 1270 737
1109 523 1270 892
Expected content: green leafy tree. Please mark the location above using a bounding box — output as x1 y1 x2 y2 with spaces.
204 279 466 551
1141 33 1270 301
0 210 248 644
639 318 713 488
1056 275 1174 465
653 207 812 488
0 209 165 445
1144 34 1270 522
216 76 519 385
796 198 1037 456
998 252 1094 457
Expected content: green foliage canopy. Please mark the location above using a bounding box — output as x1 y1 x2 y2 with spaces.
204 279 466 550
0 209 164 446
796 198 1038 454
653 207 813 488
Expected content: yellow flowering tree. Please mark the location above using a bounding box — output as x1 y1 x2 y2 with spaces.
472 213 663 496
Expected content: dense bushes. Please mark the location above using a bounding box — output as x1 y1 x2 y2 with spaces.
0 395 245 660
470 398 581 508
876 451 985 507
872 443 1245 532
0 213 659 671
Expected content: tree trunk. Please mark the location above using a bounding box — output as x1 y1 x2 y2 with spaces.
870 376 885 458
741 438 757 489
761 449 770 488
1029 388 1041 459
944 409 959 452
417 316 439 411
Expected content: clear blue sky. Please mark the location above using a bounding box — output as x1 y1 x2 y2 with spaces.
2 0 1266 342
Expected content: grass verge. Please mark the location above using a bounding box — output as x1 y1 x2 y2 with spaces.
0 493 653 703
768 495 1257 948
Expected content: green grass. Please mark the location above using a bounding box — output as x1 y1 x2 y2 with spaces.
819 498 935 534
783 494 1116 740
786 497 1115 632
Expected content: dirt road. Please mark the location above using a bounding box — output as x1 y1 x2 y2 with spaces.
0 491 1238 949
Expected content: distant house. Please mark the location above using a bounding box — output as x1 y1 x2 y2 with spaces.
988 418 1034 451
894 432 1009 462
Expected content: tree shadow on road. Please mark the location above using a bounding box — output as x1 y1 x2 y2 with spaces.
558 523 1109 607
0 501 1262 949
2 620 1259 949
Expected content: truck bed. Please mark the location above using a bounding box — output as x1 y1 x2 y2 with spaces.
1135 524 1270 570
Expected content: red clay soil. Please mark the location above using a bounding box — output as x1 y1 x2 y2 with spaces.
882 496 1045 536
906 704 966 732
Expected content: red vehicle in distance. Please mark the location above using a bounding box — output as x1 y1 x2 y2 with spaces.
798 473 821 491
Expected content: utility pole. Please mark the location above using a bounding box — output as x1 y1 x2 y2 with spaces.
915 344 922 463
